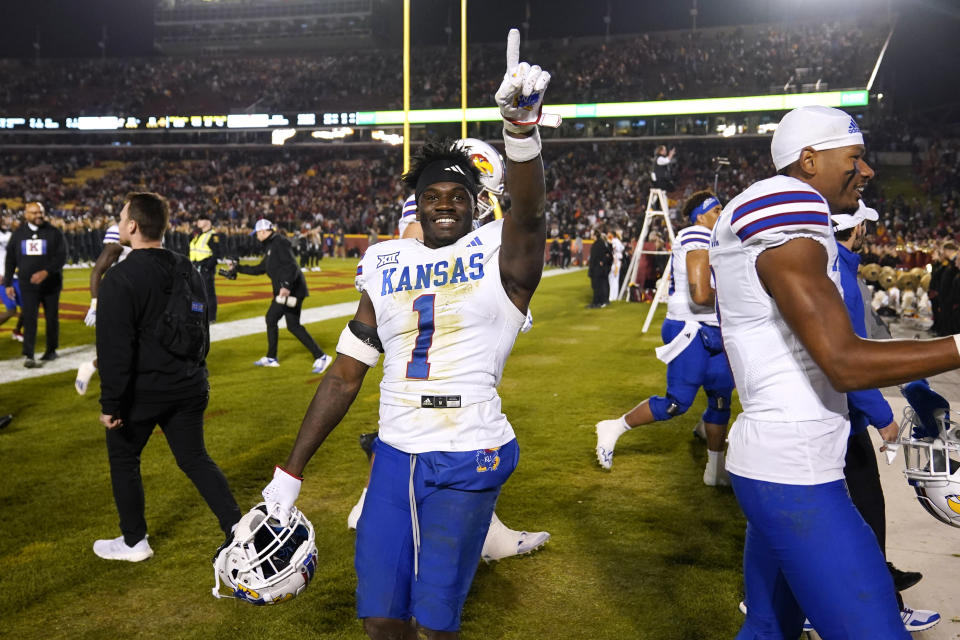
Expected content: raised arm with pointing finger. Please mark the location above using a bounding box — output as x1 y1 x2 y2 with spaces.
257 28 552 639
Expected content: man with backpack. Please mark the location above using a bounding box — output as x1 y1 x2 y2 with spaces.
94 192 241 562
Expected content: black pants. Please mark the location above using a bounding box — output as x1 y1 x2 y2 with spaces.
844 428 903 609
198 268 217 323
590 273 609 306
265 297 324 360
105 394 241 546
19 284 60 358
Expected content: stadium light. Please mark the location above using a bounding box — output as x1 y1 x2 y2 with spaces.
372 130 403 145
355 90 869 126
271 129 295 145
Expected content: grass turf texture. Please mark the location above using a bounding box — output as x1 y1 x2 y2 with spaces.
0 261 746 639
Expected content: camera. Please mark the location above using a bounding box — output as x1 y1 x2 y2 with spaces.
218 264 237 280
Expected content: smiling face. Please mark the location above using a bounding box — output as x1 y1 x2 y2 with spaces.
23 202 45 226
418 181 476 249
804 144 875 215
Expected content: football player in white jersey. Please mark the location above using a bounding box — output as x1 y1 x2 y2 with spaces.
260 29 553 639
0 216 23 336
595 191 734 485
348 138 548 564
75 222 132 395
710 105 960 639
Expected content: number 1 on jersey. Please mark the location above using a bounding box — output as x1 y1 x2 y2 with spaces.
406 294 435 379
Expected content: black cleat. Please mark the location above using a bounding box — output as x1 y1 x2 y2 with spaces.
40 351 59 361
23 357 40 368
888 562 922 592
0 414 12 430
359 432 378 460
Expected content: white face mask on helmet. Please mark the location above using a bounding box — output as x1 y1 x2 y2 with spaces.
212 502 319 604
458 138 505 221
899 382 960 528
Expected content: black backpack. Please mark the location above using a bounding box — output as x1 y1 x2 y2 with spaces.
153 253 209 364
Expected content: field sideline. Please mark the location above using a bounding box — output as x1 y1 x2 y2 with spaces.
0 260 747 639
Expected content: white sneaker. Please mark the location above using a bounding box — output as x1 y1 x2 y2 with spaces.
253 357 280 367
703 457 731 487
312 354 332 375
75 360 97 395
347 487 367 530
595 417 629 470
93 535 153 562
901 606 940 632
480 512 550 563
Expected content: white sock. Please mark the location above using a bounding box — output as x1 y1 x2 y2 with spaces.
706 449 725 469
620 415 631 431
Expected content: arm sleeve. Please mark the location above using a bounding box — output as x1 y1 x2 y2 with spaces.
730 189 832 250
847 388 895 429
236 256 267 276
96 271 138 415
354 251 370 293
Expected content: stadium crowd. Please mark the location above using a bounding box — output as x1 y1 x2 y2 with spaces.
1 134 958 272
0 19 886 117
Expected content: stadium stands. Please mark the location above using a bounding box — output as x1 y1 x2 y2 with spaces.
0 19 887 117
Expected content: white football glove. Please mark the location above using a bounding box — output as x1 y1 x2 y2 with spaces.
495 28 559 133
262 465 302 527
84 299 97 327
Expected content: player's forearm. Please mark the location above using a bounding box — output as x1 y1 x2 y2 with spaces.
504 146 546 230
284 372 363 476
826 336 960 393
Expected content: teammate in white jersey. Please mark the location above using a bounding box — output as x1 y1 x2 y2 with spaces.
711 105 960 639
349 138 549 564
260 29 553 639
595 191 734 485
75 223 132 395
0 217 23 337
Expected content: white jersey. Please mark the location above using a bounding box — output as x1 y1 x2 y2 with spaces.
666 224 717 325
710 175 848 484
397 194 418 238
0 229 10 268
103 224 132 262
355 219 525 454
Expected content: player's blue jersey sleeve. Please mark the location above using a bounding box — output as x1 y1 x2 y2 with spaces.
729 189 832 249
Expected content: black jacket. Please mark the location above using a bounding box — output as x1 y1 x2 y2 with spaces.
97 248 209 417
3 222 67 290
588 237 613 279
236 232 308 299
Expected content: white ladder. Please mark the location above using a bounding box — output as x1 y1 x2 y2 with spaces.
617 189 676 333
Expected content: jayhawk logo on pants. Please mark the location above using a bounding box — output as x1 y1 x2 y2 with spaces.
476 447 501 472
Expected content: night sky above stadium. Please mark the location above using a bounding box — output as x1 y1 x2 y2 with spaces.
1 0 958 113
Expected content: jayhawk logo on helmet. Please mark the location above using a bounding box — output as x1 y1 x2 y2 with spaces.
470 153 495 180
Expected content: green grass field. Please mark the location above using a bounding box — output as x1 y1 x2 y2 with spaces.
0 260 747 639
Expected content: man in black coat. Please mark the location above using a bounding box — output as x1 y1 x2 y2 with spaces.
2 202 67 367
234 219 331 373
587 227 613 308
95 192 241 562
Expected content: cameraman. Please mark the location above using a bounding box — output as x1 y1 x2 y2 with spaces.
230 219 331 374
653 145 677 192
